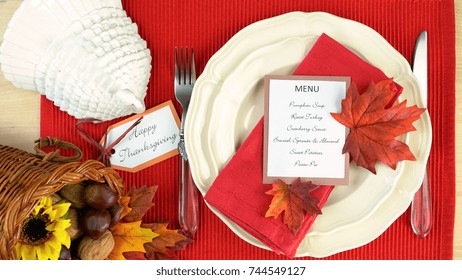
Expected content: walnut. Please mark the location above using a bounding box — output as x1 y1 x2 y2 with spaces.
58 183 87 209
66 208 83 240
77 230 115 260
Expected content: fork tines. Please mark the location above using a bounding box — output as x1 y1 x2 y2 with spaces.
174 46 196 85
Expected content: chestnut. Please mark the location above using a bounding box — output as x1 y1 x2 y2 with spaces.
108 203 123 227
81 208 111 240
84 182 118 209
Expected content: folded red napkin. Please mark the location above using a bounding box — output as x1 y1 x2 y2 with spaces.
205 118 334 257
296 33 403 105
205 33 403 257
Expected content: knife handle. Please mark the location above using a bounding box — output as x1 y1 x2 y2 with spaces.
179 157 199 238
410 168 432 238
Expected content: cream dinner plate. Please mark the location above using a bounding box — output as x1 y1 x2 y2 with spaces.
184 12 432 257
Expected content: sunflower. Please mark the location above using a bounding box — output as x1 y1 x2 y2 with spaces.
15 196 72 260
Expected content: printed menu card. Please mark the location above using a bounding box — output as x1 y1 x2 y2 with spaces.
263 75 350 185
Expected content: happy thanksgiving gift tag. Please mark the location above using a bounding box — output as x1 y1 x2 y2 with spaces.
103 101 180 172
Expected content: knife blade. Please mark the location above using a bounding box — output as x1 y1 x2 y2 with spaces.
410 30 432 238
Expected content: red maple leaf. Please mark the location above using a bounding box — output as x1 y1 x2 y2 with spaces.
265 178 322 235
331 79 425 174
121 185 158 222
142 223 192 260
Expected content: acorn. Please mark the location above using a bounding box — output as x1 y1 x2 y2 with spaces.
81 208 111 240
84 182 118 209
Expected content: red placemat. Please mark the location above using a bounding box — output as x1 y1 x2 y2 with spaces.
40 0 456 259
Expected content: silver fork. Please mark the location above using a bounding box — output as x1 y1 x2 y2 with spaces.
174 46 199 238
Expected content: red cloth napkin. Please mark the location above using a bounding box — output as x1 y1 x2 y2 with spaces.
204 33 403 257
295 34 403 103
204 118 333 257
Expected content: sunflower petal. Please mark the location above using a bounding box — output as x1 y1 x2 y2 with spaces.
36 245 46 260
54 202 71 218
33 196 52 215
45 243 60 260
17 243 37 260
32 203 44 215
44 207 57 221
46 218 71 231
40 243 52 259
53 229 71 248
43 196 53 207
47 235 63 254
25 244 38 260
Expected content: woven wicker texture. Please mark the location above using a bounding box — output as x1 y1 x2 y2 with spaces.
0 137 124 259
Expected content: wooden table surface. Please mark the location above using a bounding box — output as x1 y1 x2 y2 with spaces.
1 0 461 259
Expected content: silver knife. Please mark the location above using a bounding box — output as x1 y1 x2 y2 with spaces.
410 31 432 238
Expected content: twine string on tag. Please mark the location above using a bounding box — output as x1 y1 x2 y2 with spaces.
76 117 144 166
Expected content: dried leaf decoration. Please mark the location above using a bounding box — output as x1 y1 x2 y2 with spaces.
265 178 321 235
331 79 425 174
118 196 132 220
121 185 157 222
140 223 191 260
108 221 158 260
107 185 189 260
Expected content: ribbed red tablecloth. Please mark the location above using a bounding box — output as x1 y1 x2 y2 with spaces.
40 0 456 259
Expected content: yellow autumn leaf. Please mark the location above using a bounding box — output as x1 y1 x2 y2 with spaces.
118 196 132 221
107 220 158 260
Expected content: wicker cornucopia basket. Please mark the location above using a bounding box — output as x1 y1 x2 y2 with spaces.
0 137 125 260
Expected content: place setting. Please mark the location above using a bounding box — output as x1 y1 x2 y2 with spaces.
0 0 456 260
187 12 430 258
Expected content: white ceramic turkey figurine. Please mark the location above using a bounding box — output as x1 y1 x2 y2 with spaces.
0 0 152 121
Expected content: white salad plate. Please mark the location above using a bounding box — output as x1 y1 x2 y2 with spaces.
184 11 432 257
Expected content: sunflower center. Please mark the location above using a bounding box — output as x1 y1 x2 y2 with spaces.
20 214 52 245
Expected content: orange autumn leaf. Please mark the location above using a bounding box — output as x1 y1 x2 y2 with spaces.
118 196 132 221
123 223 191 260
121 251 147 260
107 220 159 260
109 184 190 260
144 223 190 255
121 185 158 222
265 178 321 235
331 79 425 174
